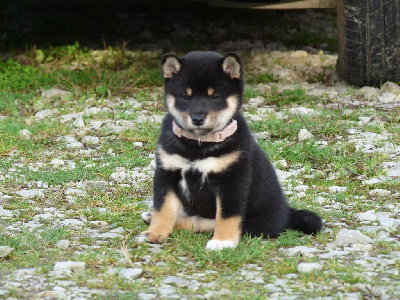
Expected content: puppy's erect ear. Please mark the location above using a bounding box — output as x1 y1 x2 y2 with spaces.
222 53 242 79
161 54 181 79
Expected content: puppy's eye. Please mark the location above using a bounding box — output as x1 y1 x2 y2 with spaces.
182 92 190 100
211 93 220 101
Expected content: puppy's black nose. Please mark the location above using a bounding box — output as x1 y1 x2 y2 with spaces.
191 114 206 126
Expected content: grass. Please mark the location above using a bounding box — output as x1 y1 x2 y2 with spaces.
0 7 399 296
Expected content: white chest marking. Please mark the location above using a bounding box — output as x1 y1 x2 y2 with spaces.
157 146 240 197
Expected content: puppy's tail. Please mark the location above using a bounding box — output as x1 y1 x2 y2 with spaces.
287 208 323 235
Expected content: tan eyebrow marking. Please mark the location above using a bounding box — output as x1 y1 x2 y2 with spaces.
186 87 192 96
208 88 215 96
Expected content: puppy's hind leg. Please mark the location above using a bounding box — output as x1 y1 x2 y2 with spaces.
174 215 216 233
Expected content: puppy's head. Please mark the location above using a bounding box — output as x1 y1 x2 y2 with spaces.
161 51 244 136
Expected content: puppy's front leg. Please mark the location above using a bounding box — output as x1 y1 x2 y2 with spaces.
206 196 242 251
141 190 180 243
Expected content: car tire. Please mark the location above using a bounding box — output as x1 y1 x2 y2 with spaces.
336 0 400 86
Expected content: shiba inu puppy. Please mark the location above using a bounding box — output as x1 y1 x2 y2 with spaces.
140 51 322 250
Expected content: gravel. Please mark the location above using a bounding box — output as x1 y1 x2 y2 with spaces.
1 7 400 300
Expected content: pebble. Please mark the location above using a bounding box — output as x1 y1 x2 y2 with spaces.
329 186 348 193
289 107 318 116
35 108 59 119
42 88 72 99
297 262 323 273
0 246 13 258
56 240 70 250
369 189 391 197
53 261 86 271
298 128 314 141
357 210 377 222
19 129 32 139
380 81 400 95
82 136 100 145
64 188 87 197
334 229 373 247
15 189 45 198
119 268 143 280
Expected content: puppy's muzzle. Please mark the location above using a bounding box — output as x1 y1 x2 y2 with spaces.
191 114 206 126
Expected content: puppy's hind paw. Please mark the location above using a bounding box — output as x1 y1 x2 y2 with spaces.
206 240 237 251
139 230 169 244
141 211 153 225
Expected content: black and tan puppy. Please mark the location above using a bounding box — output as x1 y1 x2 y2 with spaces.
140 51 322 250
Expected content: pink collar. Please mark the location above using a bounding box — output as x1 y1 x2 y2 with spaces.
172 120 238 144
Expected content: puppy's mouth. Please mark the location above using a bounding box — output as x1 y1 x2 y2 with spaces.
188 128 213 136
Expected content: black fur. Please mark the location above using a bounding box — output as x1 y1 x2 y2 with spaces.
153 51 322 241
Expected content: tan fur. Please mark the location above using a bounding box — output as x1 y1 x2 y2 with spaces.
186 87 192 96
142 190 181 243
207 88 215 96
175 216 216 232
193 151 240 175
222 56 241 79
162 57 181 79
211 197 242 244
158 145 240 176
158 146 189 171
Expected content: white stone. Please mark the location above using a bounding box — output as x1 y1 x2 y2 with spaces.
53 261 85 271
329 186 348 193
57 135 78 143
298 129 314 141
358 117 371 125
334 229 373 247
59 112 83 123
82 136 100 145
19 129 32 139
59 219 84 227
96 232 123 239
109 171 127 182
66 142 84 149
290 107 318 116
376 215 400 229
56 240 70 250
297 262 323 273
15 189 44 198
380 81 400 95
0 206 12 217
64 188 87 197
275 169 292 182
248 97 264 106
362 178 382 185
0 246 13 258
281 246 319 257
119 268 143 280
73 116 85 128
42 88 72 99
378 93 399 103
293 185 309 193
369 189 391 197
133 142 144 148
387 165 400 177
162 276 191 287
35 108 59 119
50 158 65 167
356 210 377 222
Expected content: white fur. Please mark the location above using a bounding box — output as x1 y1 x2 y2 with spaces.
141 211 152 223
206 240 237 251
158 147 239 197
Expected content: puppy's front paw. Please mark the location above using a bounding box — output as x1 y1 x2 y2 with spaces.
141 211 153 225
206 240 237 251
139 230 169 244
